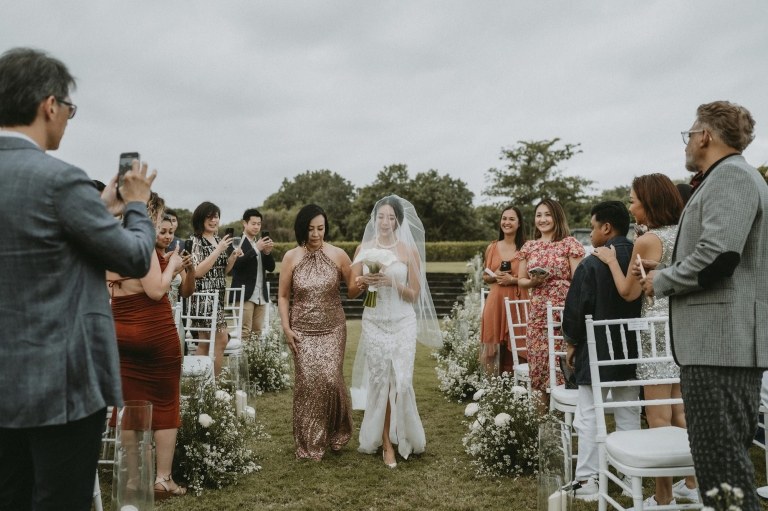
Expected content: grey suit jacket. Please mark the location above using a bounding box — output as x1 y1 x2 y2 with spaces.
0 136 156 428
654 155 768 369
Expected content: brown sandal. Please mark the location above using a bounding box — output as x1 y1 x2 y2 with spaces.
154 475 187 500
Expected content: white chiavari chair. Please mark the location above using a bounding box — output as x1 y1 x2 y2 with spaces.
504 297 531 394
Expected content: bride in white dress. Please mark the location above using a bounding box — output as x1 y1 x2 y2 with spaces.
350 196 442 468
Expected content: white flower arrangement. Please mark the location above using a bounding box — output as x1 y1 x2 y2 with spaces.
473 389 486 401
241 304 294 394
174 377 268 495
354 248 399 308
434 291 485 401
462 372 558 477
465 403 479 417
703 484 744 510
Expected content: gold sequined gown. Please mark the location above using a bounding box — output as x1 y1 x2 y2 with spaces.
289 249 353 460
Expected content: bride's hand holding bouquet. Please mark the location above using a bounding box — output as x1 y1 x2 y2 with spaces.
353 248 398 308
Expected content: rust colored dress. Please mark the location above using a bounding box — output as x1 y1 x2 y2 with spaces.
289 248 353 460
480 241 529 375
109 249 182 430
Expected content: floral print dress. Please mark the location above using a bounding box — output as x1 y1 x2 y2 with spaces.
517 237 585 392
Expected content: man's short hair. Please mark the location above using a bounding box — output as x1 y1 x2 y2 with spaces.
243 208 262 222
696 101 755 152
164 208 177 219
0 48 76 127
590 201 630 237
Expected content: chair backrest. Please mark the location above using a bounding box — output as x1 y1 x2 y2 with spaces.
172 302 183 348
263 282 272 334
585 314 681 438
546 301 566 395
480 288 490 312
182 291 219 350
504 298 530 370
224 286 246 340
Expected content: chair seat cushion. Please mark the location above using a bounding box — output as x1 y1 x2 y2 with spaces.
551 384 578 406
182 356 213 377
515 363 529 377
225 338 242 351
606 426 693 468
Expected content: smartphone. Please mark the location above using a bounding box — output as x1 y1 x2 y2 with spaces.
184 239 194 254
499 261 512 272
528 267 549 277
261 231 270 239
118 152 139 193
224 227 235 239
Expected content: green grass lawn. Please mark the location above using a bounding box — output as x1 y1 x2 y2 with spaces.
96 320 768 510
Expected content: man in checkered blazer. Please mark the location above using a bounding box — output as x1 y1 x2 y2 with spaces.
640 101 768 510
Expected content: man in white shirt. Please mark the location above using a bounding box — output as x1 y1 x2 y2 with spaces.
228 208 274 339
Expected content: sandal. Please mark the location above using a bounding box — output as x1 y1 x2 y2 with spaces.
154 475 187 500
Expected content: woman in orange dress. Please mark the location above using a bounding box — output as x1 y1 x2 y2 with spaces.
106 194 193 499
480 205 529 375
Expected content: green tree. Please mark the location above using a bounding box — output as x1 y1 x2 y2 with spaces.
169 207 193 239
758 164 768 185
262 170 356 240
484 139 593 236
344 164 411 241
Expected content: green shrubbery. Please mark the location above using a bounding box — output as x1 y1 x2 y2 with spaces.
269 241 487 262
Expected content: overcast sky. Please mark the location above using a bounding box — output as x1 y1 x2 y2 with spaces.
3 1 767 222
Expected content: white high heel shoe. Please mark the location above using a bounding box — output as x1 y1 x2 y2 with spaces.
383 446 397 468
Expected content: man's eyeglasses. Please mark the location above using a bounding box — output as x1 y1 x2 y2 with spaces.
681 129 704 145
55 98 77 119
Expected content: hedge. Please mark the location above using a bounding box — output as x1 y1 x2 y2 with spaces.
269 241 489 262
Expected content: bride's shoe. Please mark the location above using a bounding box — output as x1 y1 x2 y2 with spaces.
383 446 397 468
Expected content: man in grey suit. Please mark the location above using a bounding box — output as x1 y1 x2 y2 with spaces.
0 48 157 511
640 101 767 510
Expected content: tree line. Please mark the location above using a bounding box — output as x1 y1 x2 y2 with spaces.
170 138 767 242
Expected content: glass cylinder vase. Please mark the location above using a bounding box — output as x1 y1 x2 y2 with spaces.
111 400 155 511
538 422 573 511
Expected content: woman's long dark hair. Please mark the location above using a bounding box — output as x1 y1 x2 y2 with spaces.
191 202 221 237
294 204 329 246
632 174 683 228
497 205 527 250
533 199 569 241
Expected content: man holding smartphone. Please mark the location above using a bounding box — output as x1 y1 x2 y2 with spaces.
228 208 275 339
0 48 157 511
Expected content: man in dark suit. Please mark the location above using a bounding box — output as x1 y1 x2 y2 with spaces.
562 201 642 500
640 101 768 510
228 208 275 339
0 48 157 511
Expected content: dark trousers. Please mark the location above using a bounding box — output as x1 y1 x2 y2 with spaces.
681 366 763 511
0 408 106 511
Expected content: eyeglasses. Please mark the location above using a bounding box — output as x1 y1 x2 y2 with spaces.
681 129 704 145
55 98 77 119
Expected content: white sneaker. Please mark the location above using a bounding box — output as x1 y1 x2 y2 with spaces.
643 495 677 508
671 479 700 503
620 475 634 497
564 477 599 501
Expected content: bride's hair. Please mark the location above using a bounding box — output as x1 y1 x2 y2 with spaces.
374 196 405 226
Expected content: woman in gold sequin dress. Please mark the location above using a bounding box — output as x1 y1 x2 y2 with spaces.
278 204 361 460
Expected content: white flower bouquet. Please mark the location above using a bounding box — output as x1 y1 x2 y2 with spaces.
354 248 398 308
241 304 293 394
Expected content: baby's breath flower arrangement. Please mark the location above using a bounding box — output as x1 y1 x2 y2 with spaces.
702 483 744 510
242 305 293 394
462 372 558 477
174 377 267 495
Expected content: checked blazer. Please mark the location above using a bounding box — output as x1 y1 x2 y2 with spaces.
654 155 768 368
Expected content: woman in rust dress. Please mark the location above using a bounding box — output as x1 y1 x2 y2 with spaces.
277 204 361 460
480 205 529 375
106 194 187 499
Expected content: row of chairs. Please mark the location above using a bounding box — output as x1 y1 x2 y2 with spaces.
482 291 767 510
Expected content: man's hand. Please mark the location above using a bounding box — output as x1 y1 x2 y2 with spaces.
256 236 274 255
566 344 577 371
118 160 156 204
630 258 660 279
639 269 658 297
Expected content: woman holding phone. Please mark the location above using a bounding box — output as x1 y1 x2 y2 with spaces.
106 193 188 499
190 201 242 376
517 199 584 407
155 214 195 307
480 205 529 375
592 174 693 507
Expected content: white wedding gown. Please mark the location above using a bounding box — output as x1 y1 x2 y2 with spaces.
356 262 426 459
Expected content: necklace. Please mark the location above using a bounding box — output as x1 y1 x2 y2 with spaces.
375 236 399 249
302 241 324 253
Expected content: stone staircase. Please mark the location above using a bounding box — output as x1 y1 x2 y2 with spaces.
265 272 466 320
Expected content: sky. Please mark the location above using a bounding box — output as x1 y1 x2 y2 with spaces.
2 1 767 223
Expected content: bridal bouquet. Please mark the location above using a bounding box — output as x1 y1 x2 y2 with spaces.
355 248 398 308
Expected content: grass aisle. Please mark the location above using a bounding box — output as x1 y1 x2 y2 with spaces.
116 319 768 511
158 320 537 511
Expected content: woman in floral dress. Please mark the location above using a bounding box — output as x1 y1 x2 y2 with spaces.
518 199 584 407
